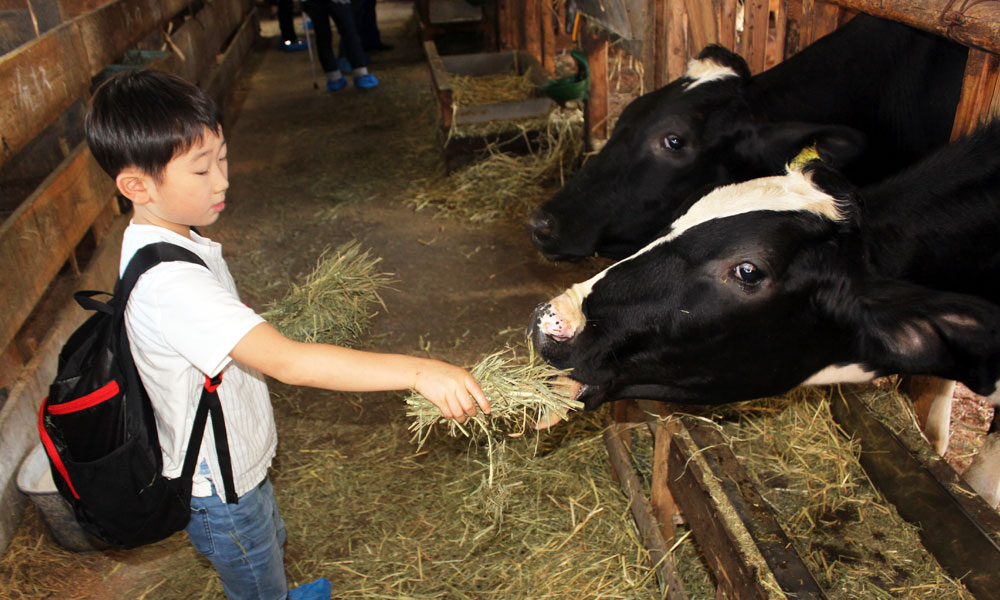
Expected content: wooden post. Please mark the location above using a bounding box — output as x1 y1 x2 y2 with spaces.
742 0 770 73
523 0 543 66
951 48 1000 139
542 0 556 73
583 30 609 143
665 0 686 82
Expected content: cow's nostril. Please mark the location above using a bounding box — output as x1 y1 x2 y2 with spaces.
530 216 555 241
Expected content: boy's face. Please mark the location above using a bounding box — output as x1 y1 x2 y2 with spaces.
121 127 229 237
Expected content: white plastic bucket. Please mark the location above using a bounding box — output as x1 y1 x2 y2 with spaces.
16 444 103 552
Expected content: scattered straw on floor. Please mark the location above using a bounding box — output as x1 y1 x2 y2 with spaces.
259 240 393 347
276 412 662 600
407 107 584 222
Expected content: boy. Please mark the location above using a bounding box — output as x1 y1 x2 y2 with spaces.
84 69 490 600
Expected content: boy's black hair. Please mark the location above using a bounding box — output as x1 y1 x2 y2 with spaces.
85 69 222 181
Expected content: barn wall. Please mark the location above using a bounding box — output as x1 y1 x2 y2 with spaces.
0 0 260 554
502 0 1000 143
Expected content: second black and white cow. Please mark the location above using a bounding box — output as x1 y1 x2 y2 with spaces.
530 121 1000 503
529 14 967 261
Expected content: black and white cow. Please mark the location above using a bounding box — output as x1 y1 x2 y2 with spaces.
530 121 1000 503
529 14 967 261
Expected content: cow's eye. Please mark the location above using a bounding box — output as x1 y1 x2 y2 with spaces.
733 262 764 285
662 134 685 151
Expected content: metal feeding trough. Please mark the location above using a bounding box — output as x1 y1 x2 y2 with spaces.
424 40 556 165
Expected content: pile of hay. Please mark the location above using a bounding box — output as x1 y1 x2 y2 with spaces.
628 385 973 599
259 240 393 347
408 107 584 222
405 343 584 519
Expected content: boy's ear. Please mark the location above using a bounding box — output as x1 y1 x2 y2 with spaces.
115 167 152 205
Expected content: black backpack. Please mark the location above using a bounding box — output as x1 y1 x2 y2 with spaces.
38 242 238 549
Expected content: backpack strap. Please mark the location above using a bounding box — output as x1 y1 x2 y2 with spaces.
118 242 239 505
179 374 239 504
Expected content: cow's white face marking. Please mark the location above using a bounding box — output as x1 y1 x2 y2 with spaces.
683 57 739 90
539 169 844 342
801 364 877 386
665 169 846 242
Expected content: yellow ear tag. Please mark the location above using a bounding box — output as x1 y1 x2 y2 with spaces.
788 144 821 171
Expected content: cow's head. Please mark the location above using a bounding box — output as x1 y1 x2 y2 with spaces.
530 161 1000 408
529 45 865 261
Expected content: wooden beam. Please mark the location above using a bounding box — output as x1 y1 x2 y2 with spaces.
0 143 115 354
828 385 1000 600
0 22 90 166
665 0 686 81
824 0 1000 55
523 0 542 66
669 423 827 599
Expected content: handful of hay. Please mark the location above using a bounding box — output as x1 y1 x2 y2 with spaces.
405 344 583 479
260 240 393 347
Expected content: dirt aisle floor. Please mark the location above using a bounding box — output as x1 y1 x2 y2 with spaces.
2 5 672 600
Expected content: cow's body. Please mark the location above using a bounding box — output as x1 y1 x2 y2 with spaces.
530 121 1000 502
530 14 967 261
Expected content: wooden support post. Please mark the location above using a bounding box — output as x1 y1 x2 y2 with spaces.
523 0 543 66
665 0 686 82
583 31 609 144
952 48 1000 140
541 0 556 74
603 425 689 599
742 0 770 74
717 0 739 53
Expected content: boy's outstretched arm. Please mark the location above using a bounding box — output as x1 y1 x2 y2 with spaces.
230 322 490 422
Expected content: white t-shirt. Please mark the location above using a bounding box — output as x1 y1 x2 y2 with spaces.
120 223 276 498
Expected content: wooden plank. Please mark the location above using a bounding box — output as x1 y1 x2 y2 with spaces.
423 40 455 130
56 0 117 19
0 143 115 354
717 0 738 52
685 0 719 57
669 423 826 599
203 4 256 108
583 32 609 142
542 0 556 74
951 48 1000 140
824 0 1000 55
0 22 90 167
742 0 770 74
603 423 689 599
767 0 787 68
523 0 542 67
665 0 686 81
828 385 1000 600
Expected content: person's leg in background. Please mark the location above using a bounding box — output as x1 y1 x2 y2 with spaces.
277 0 307 51
328 0 379 88
302 0 350 90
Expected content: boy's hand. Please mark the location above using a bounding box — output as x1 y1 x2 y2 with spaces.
414 360 490 423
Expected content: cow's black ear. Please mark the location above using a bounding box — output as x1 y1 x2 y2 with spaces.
851 280 1000 396
749 122 867 171
694 45 752 81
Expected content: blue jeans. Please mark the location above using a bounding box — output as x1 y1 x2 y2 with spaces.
185 464 287 600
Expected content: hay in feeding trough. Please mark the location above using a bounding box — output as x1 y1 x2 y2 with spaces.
259 240 393 347
711 386 973 599
450 70 538 108
404 343 584 519
408 107 584 222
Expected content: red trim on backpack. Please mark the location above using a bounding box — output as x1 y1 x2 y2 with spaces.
45 380 120 415
204 373 222 393
38 397 80 499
